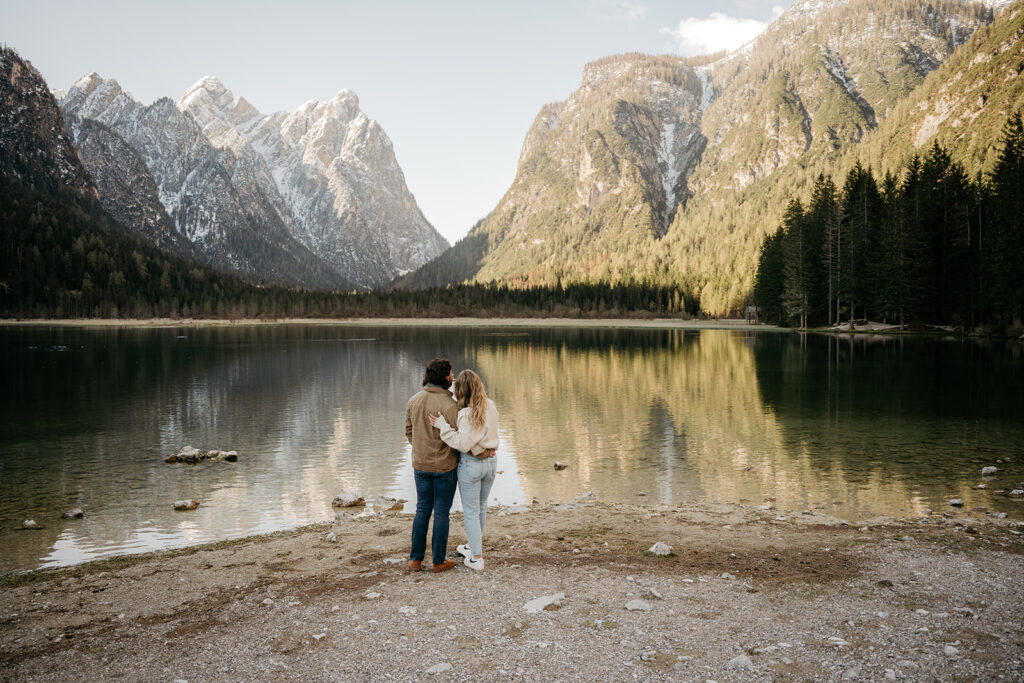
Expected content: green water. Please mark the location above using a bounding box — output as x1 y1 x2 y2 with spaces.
1 324 1021 572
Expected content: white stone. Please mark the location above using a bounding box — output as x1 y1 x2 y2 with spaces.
62 508 84 519
261 598 274 606
553 461 568 470
426 663 452 674
843 668 861 680
325 532 337 543
944 645 959 656
330 605 340 612
364 592 382 600
828 636 850 646
398 606 417 615
641 587 663 600
915 609 930 616
1009 490 1024 498
721 572 736 580
21 520 40 529
625 599 651 612
982 466 998 476
576 491 596 500
948 499 964 507
312 633 326 641
173 500 199 511
647 542 672 556
885 670 897 680
524 593 565 613
726 654 753 670
383 558 404 565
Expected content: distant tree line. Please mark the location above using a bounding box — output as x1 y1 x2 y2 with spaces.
0 175 691 320
753 113 1024 333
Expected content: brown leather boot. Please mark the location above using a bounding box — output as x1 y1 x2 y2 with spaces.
432 560 456 573
407 560 422 571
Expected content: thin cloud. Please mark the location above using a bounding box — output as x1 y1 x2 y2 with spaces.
662 8 782 56
590 0 648 24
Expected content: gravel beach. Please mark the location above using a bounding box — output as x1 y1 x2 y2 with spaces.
2 501 1022 681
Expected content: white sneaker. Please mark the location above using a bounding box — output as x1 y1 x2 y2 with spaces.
456 544 472 558
464 556 484 571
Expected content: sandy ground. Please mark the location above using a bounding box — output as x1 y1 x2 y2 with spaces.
0 317 776 331
1 501 1022 682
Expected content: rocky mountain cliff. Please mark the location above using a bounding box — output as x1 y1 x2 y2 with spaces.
0 48 95 201
60 74 346 287
58 74 447 289
179 78 448 288
398 0 1013 314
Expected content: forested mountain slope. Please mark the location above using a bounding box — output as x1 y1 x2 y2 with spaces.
397 0 1012 315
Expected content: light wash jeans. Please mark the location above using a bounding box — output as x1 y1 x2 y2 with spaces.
458 452 496 557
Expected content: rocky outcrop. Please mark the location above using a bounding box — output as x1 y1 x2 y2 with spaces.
59 74 351 288
0 47 97 200
178 77 448 288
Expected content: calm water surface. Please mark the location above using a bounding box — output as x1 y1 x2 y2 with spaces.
1 324 1022 572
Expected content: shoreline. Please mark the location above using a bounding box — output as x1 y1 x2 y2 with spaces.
0 316 780 331
2 501 1022 680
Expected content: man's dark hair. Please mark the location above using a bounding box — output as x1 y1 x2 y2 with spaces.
422 358 453 388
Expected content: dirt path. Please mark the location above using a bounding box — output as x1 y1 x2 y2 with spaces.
2 502 1022 681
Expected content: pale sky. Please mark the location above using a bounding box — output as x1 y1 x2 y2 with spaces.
2 0 792 245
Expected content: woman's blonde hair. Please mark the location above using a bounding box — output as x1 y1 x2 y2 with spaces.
452 369 488 428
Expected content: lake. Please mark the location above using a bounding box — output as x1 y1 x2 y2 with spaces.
1 322 1022 573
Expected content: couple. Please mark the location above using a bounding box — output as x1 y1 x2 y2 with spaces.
404 358 500 573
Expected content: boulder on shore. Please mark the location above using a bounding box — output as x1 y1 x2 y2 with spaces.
173 500 200 511
332 491 366 508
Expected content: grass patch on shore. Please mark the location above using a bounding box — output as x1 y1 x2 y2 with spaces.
0 522 333 590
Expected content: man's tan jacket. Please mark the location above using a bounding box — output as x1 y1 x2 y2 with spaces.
405 385 460 473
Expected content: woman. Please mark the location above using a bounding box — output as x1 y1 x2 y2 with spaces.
429 369 499 571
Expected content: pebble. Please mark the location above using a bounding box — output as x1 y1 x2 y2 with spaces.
647 542 672 556
364 592 382 600
524 593 564 613
426 663 452 674
885 669 897 680
553 462 568 470
312 633 326 641
944 645 959 656
726 654 753 671
325 532 337 543
828 636 850 646
398 606 416 615
843 668 860 679
915 609 929 616
21 520 40 529
625 599 651 611
1009 490 1024 498
261 598 274 606
61 509 84 519
981 466 998 476
721 572 736 580
330 605 340 612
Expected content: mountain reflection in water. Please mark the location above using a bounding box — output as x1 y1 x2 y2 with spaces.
0 324 1020 572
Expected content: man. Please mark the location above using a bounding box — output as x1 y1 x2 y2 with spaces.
405 358 460 573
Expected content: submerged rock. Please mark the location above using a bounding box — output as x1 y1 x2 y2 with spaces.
62 508 84 519
981 466 998 476
553 461 568 470
173 500 200 511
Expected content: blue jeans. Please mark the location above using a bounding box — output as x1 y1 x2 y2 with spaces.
458 453 496 557
410 468 458 565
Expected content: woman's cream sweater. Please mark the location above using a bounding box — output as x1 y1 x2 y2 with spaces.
435 398 499 457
